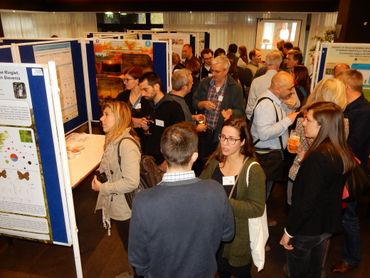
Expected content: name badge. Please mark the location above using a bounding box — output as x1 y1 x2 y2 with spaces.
222 176 235 186
155 119 165 127
134 102 141 109
218 95 223 102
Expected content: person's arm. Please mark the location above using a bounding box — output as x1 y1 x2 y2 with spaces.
100 140 140 195
245 81 258 120
128 198 150 276
229 83 245 118
199 159 218 179
192 78 207 112
229 163 266 218
253 99 293 141
286 152 326 236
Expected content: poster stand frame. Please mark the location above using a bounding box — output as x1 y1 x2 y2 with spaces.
48 61 83 277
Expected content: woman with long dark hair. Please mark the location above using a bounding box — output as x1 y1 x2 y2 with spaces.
200 118 266 278
291 65 311 108
280 102 356 277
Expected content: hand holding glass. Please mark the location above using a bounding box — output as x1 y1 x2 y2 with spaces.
288 130 300 153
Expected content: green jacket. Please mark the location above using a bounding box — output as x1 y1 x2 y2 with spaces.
200 157 266 267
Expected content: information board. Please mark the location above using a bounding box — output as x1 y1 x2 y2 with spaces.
0 63 71 245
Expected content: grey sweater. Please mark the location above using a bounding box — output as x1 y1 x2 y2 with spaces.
128 178 235 278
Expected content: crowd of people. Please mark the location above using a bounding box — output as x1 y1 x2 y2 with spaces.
91 41 370 278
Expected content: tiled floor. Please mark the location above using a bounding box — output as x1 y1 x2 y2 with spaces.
1 177 369 277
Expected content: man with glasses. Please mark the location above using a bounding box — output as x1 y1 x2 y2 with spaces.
193 55 244 174
200 48 214 80
250 71 299 214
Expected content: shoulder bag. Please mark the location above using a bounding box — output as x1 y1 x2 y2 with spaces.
229 160 269 272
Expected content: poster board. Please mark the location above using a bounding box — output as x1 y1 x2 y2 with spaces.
86 32 139 40
0 63 71 245
0 46 13 62
316 42 370 101
86 38 169 120
152 32 190 59
15 40 89 134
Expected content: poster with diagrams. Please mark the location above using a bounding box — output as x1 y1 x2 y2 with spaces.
33 42 79 123
0 65 51 241
318 43 370 101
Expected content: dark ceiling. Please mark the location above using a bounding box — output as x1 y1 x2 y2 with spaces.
1 0 340 12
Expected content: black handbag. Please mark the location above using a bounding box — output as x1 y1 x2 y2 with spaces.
347 164 370 200
118 138 164 209
255 149 284 182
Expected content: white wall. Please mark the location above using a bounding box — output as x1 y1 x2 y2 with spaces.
163 12 308 55
1 11 97 38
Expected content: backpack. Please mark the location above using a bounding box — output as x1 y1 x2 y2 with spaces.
117 137 164 208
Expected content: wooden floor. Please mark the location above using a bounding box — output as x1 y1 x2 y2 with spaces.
1 176 369 278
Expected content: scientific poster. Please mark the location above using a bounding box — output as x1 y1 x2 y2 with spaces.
33 42 79 123
93 39 154 99
318 43 370 101
152 33 189 59
0 65 51 241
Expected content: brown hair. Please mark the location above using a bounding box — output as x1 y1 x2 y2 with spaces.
287 49 303 65
160 122 198 167
139 71 161 87
207 117 255 165
124 66 143 80
293 65 311 94
304 102 355 173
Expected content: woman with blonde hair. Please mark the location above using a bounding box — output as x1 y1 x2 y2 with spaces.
303 78 347 110
92 100 140 255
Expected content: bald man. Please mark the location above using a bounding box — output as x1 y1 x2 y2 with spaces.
334 63 350 78
250 71 299 198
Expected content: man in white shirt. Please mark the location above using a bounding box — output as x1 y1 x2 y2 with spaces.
246 50 283 120
250 71 299 198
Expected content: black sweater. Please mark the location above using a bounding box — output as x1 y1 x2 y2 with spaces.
287 149 345 236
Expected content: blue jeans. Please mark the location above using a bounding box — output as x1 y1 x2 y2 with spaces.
342 201 361 266
287 233 331 278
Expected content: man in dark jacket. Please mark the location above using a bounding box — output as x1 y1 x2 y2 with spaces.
193 55 245 171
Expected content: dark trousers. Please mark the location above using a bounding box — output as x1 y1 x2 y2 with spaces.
342 201 361 266
115 219 130 251
218 256 251 278
287 233 331 278
194 129 219 175
115 219 142 278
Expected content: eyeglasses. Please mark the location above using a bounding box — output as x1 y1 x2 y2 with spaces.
123 78 134 82
218 134 241 145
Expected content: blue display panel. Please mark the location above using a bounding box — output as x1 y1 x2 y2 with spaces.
26 67 68 243
17 41 88 133
0 47 13 62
